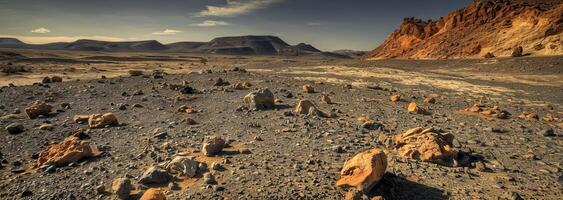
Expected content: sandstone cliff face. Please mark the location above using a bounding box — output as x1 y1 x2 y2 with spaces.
365 0 563 59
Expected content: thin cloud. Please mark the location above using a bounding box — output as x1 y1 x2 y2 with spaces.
152 29 182 35
199 0 281 17
0 35 123 44
307 22 326 26
193 20 231 27
31 27 51 33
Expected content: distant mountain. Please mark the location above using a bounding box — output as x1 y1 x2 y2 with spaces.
332 49 367 57
65 40 168 51
365 0 563 59
0 38 24 45
0 35 325 56
192 35 321 55
165 42 207 52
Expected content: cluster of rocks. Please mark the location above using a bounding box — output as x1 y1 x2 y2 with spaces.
73 113 119 128
462 104 511 120
41 76 63 83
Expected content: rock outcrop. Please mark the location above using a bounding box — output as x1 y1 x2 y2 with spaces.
393 127 457 165
365 0 563 59
37 130 100 166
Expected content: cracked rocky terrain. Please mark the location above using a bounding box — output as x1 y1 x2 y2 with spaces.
0 51 562 200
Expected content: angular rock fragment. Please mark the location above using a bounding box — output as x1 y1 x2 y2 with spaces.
88 113 119 128
336 148 387 193
518 112 539 120
424 97 436 104
73 115 90 123
51 76 63 83
37 129 100 166
140 188 166 200
302 85 315 93
112 178 133 200
243 88 275 109
25 100 53 119
5 123 24 134
202 136 226 156
295 100 331 117
407 101 427 114
139 166 173 184
321 95 332 104
166 156 199 178
394 127 457 164
511 46 523 57
390 95 400 102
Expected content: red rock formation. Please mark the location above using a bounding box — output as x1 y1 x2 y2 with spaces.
365 0 563 59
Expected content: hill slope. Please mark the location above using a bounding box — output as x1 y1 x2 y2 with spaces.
365 0 563 59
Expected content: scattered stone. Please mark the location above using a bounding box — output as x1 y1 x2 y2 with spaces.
390 95 400 102
73 115 90 123
203 173 216 184
302 85 315 93
42 77 51 83
511 46 523 57
320 95 332 104
243 88 275 109
88 113 119 128
214 78 230 86
37 129 100 167
541 129 555 137
424 97 436 104
181 118 197 125
295 100 331 117
484 52 495 58
211 162 223 170
139 166 173 184
518 112 539 120
139 188 166 200
166 156 199 178
25 100 53 119
51 76 63 82
38 123 54 131
232 83 246 90
128 70 143 76
239 148 252 154
336 148 387 193
111 178 133 200
202 136 226 156
407 101 427 114
5 123 24 134
394 127 457 165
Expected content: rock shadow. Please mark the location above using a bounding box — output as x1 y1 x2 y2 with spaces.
370 173 447 200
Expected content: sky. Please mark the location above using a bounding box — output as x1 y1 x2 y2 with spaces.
0 0 471 51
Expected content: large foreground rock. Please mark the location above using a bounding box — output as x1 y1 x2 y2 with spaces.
243 88 275 109
37 130 100 166
25 100 53 119
88 113 119 128
394 127 457 164
336 148 387 193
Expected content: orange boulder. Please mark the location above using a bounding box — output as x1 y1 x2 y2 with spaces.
139 188 166 200
336 148 387 193
25 100 53 119
37 130 100 166
88 113 119 128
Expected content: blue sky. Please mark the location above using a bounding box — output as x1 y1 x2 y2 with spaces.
0 0 471 50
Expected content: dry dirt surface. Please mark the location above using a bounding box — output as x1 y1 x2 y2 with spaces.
0 49 562 200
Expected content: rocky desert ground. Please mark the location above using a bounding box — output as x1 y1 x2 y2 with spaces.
0 49 562 200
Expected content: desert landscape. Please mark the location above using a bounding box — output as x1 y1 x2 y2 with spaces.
0 0 562 200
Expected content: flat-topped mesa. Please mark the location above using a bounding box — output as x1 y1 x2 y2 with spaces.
365 0 563 59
